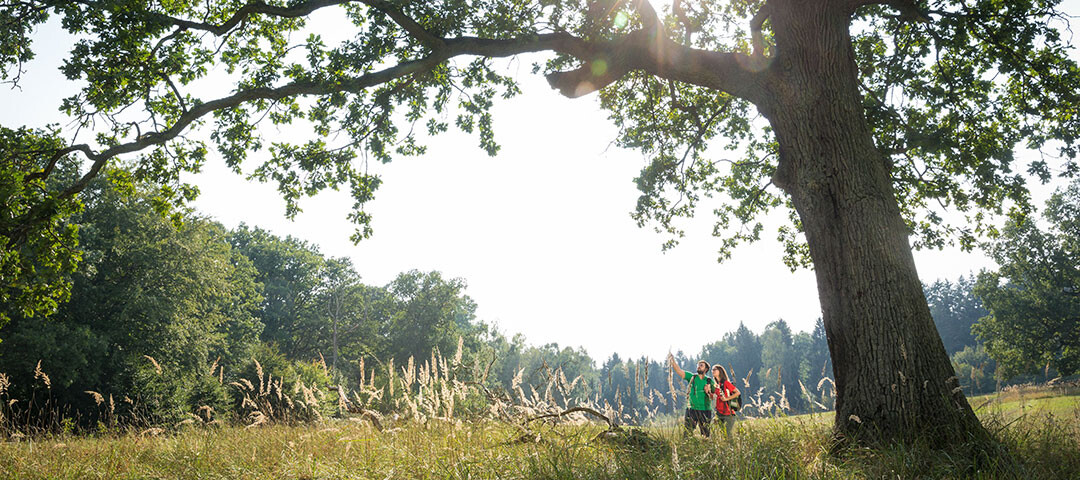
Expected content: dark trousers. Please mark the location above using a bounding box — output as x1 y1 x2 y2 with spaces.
684 408 713 437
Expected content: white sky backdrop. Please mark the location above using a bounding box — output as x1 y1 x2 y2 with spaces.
3 2 1077 362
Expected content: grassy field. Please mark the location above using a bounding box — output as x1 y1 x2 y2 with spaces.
969 382 1080 419
1 389 1078 480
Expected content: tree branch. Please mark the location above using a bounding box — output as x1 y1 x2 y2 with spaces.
24 34 581 201
673 0 695 45
852 0 931 23
16 19 768 238
159 73 189 114
630 0 660 34
164 0 353 36
524 406 616 429
750 1 773 58
23 146 79 183
55 0 354 36
544 30 766 103
359 0 444 49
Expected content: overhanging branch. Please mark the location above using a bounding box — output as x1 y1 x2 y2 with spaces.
18 6 770 239
58 0 353 37
360 1 766 105
41 32 765 190
630 0 661 33
544 32 767 102
673 0 696 45
29 33 593 202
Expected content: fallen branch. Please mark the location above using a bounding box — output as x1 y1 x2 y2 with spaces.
525 405 617 430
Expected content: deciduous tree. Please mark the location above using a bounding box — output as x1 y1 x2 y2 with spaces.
974 179 1080 378
0 172 262 420
3 0 1079 445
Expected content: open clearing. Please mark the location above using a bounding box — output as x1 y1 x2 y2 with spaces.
1 386 1077 479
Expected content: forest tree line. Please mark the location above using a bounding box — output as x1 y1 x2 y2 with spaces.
0 171 1076 427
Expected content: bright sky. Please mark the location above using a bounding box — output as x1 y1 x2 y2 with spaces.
3 3 1075 362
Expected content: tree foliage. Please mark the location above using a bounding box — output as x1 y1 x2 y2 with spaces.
0 171 263 421
0 127 82 325
2 0 1078 321
974 178 1080 378
384 270 480 363
950 344 996 395
228 225 328 357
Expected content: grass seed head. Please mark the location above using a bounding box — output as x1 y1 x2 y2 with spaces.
453 336 464 365
33 360 51 388
142 356 162 375
253 358 264 394
85 391 104 406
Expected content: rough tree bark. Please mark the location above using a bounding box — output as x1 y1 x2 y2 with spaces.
760 0 986 445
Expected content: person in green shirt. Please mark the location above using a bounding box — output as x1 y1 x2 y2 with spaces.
667 353 715 437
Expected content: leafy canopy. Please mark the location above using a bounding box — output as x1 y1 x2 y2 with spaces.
0 171 263 417
1 0 1078 321
974 178 1080 378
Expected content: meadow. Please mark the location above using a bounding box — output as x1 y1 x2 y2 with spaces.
0 383 1076 479
1 348 1077 479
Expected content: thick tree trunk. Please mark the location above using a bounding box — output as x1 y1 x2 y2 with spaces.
762 0 987 446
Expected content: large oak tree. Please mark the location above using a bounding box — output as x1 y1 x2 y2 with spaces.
2 0 1078 446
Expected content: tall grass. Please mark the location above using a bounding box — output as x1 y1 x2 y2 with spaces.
0 347 1077 478
0 407 1076 479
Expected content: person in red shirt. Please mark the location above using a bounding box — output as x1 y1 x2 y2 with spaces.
712 365 740 437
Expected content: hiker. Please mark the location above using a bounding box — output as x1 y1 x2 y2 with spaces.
667 353 714 437
712 365 741 438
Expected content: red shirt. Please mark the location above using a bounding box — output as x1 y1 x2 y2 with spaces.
714 380 739 415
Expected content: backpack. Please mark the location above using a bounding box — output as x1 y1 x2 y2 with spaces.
727 393 743 413
720 381 742 413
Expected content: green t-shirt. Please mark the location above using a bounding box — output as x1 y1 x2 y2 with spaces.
683 372 714 411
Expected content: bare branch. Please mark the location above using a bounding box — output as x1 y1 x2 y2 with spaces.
525 406 616 429
750 1 773 58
